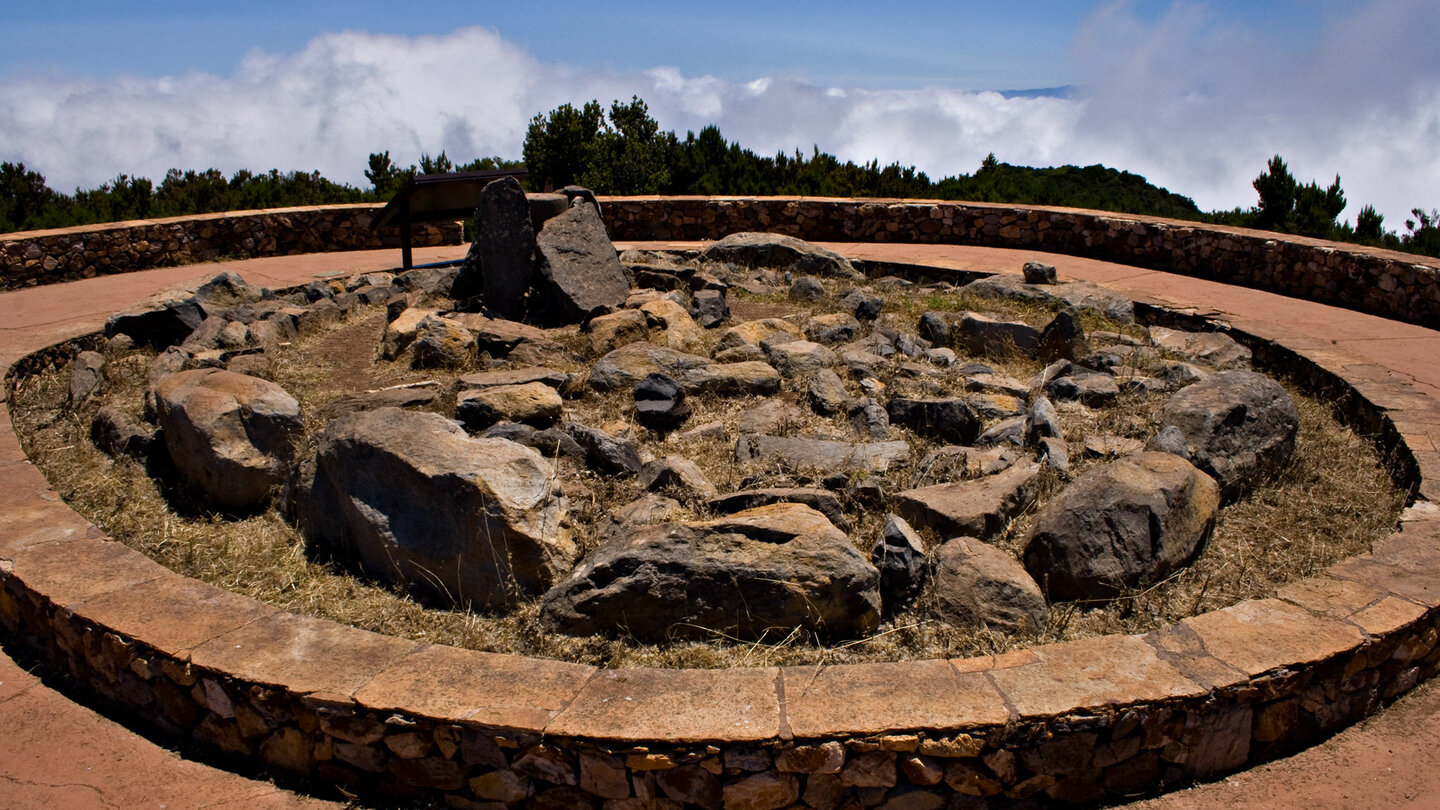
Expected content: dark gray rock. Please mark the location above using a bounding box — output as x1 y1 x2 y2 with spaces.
566 422 644 475
1023 451 1220 601
297 408 575 609
1038 307 1089 363
68 350 106 408
91 405 155 461
634 373 691 432
539 504 880 641
789 275 826 301
842 289 884 321
957 313 1041 358
975 415 1026 447
1158 370 1298 500
457 176 535 319
1037 436 1070 476
589 342 779 396
1021 261 1057 285
535 200 631 322
918 311 950 346
805 313 861 345
690 287 729 327
886 397 982 445
931 537 1047 634
872 514 927 609
106 295 205 349
893 461 1041 540
846 397 891 439
154 369 303 511
1147 424 1191 459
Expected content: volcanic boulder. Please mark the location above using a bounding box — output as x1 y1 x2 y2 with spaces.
154 368 303 511
297 407 575 609
1022 451 1220 601
540 503 880 641
1157 370 1298 500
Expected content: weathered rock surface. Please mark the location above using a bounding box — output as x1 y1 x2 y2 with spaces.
764 340 837 378
699 232 863 279
931 537 1047 634
1149 326 1252 369
590 342 780 396
709 488 848 529
535 201 631 322
717 318 803 352
410 316 475 368
298 407 575 608
1157 370 1298 499
457 366 572 393
736 434 911 474
886 397 982 445
1022 451 1220 601
639 456 717 501
807 368 850 415
155 369 303 510
565 422 644 475
872 514 927 609
893 462 1041 540
69 350 106 407
454 176 534 318
1022 261 1057 285
633 373 691 432
586 309 649 355
540 503 880 641
456 382 563 430
91 405 155 461
640 298 707 354
963 275 1134 323
957 313 1041 358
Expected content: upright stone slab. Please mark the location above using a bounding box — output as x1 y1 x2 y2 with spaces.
456 176 535 319
535 201 631 322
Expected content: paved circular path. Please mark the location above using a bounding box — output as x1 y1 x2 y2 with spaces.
0 242 1437 808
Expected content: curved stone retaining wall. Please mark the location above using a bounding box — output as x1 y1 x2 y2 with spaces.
0 205 459 290
3 196 1437 330
600 197 1440 330
2 278 1439 806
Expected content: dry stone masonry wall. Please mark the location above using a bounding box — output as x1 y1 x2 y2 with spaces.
600 197 1440 329
0 204 459 289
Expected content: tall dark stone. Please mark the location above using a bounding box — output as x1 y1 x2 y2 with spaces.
452 176 535 319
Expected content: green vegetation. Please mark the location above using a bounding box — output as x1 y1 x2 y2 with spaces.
2 96 1436 259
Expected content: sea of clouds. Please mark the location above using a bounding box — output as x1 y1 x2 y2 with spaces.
1 0 1435 226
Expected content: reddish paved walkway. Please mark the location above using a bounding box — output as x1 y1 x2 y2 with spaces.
1 241 1438 808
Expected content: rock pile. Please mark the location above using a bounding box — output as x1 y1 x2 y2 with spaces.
90 182 1304 644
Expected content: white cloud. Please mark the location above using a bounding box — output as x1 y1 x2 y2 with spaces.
0 3 1436 228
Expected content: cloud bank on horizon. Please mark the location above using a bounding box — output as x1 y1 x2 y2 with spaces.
1 0 1435 226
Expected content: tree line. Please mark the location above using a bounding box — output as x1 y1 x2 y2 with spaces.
2 95 1436 259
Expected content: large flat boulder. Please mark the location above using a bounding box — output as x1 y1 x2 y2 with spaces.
1158 370 1298 500
539 503 880 641
154 368 303 510
589 342 779 396
535 200 631 322
892 461 1041 540
297 408 575 609
735 434 911 474
1022 451 1219 601
699 232 862 280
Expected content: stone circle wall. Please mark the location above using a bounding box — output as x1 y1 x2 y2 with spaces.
0 204 460 290
600 197 1440 330
2 283 1439 807
3 196 1436 330
1 197 1440 806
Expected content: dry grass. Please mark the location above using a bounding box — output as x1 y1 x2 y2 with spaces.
5 276 1406 669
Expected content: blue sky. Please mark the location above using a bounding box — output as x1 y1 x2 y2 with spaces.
1 1 1436 225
